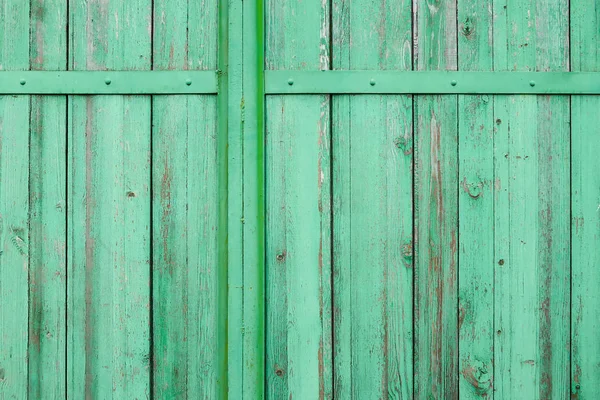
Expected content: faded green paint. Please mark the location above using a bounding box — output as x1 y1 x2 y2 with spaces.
151 0 221 398
571 0 600 397
0 1 598 399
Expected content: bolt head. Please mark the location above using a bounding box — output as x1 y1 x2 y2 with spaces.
451 80 458 86
19 79 26 86
370 79 376 86
529 80 536 87
105 78 111 85
287 78 294 86
186 79 192 86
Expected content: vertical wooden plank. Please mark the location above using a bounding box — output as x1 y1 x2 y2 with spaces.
242 0 265 395
227 0 245 396
152 0 220 397
571 0 600 397
0 1 30 397
67 0 152 398
456 0 494 397
265 0 332 398
414 0 459 397
331 0 413 398
493 0 570 398
28 0 67 398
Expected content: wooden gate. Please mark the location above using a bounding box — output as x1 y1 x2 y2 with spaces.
1 0 599 399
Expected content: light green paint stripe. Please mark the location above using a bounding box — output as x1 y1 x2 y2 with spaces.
266 71 600 94
0 71 217 94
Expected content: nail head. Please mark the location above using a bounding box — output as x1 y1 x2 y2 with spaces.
451 80 458 86
20 79 26 86
529 80 536 87
287 78 294 86
105 78 111 85
186 79 192 86
370 79 376 86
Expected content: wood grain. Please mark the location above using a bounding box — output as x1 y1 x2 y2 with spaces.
331 0 413 398
68 0 152 398
28 0 68 398
571 0 600 397
493 0 570 398
457 0 494 397
265 0 332 398
151 0 220 398
414 0 459 397
0 1 30 397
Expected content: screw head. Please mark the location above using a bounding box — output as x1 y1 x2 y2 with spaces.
20 79 26 86
287 78 294 86
186 78 192 86
451 80 458 86
105 77 111 85
370 79 376 86
529 80 536 87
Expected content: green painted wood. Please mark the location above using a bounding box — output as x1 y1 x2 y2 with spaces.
242 0 266 397
226 0 245 395
413 0 459 398
571 0 600 397
28 0 67 398
493 0 570 398
331 0 413 398
0 71 217 94
67 0 152 398
456 0 494 398
265 71 600 95
0 0 30 397
265 0 332 398
151 0 221 398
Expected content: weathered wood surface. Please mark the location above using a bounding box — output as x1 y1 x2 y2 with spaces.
571 0 600 398
29 0 68 398
413 0 459 398
151 0 221 398
493 0 570 398
265 0 333 398
331 0 413 398
0 0 597 398
457 0 494 397
0 1 30 398
68 0 152 398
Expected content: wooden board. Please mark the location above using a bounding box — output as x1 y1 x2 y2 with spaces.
493 0 570 398
0 1 30 397
331 0 413 398
413 0 459 397
67 0 152 398
571 0 600 397
151 0 221 398
457 0 494 397
265 0 333 398
28 0 68 398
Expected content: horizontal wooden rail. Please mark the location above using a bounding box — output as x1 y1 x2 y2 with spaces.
0 71 218 94
265 71 600 94
4 70 600 95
